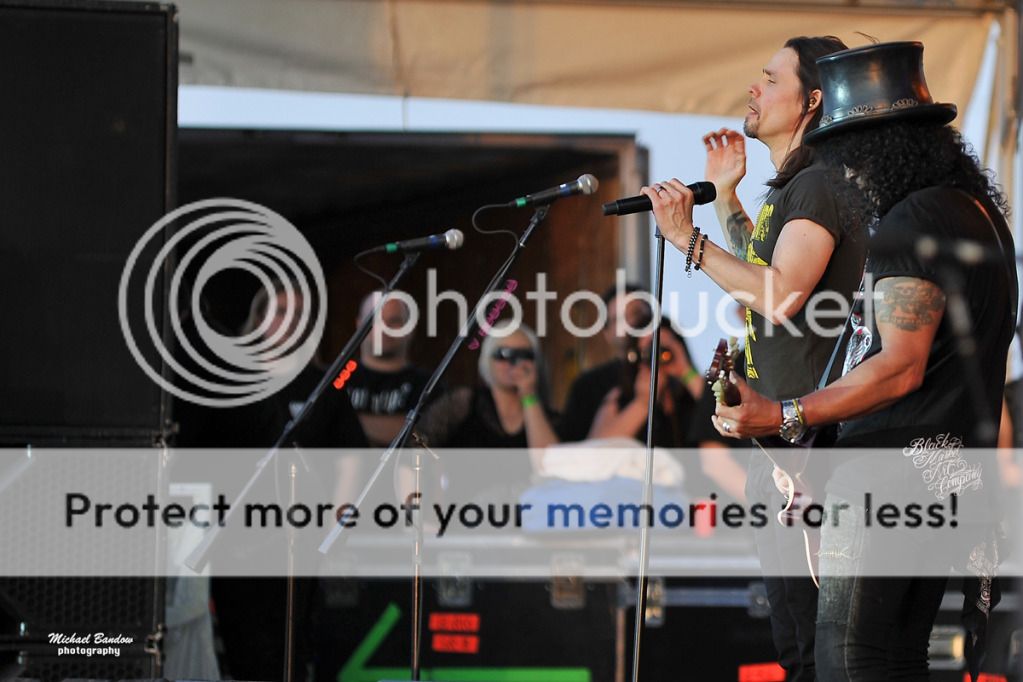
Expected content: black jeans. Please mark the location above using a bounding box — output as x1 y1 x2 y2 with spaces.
815 494 948 681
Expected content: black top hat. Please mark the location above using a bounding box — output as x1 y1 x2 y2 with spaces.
804 41 956 144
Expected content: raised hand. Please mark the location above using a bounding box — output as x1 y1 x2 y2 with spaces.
703 128 746 198
511 360 539 400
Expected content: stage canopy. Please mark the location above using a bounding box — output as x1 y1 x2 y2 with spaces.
175 0 1019 184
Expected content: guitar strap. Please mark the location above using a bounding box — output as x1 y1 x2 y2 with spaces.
816 274 864 392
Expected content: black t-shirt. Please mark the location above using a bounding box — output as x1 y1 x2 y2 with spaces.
558 360 621 442
175 364 367 450
744 163 866 401
253 364 369 449
831 187 1016 497
346 364 432 416
558 358 699 447
418 386 553 449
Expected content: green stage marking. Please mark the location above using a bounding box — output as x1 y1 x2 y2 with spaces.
339 603 591 682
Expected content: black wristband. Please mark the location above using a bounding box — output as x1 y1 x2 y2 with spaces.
694 233 709 272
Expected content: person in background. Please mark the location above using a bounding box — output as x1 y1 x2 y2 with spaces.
418 320 559 451
586 318 703 448
560 283 702 446
211 280 367 681
346 290 432 448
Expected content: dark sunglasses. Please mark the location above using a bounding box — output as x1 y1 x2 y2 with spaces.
492 347 536 365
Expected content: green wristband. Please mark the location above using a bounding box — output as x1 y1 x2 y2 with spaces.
681 367 700 383
521 394 539 408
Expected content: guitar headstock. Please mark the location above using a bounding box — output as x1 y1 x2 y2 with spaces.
705 337 741 407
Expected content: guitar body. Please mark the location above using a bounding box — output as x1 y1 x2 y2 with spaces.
706 338 823 584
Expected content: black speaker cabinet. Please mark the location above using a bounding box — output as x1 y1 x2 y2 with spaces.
0 0 177 442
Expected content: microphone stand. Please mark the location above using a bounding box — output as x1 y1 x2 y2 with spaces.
184 251 421 572
629 226 666 682
181 253 421 681
931 261 1000 443
319 205 552 681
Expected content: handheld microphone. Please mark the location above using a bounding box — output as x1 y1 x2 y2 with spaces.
602 182 717 216
369 229 464 254
509 174 599 208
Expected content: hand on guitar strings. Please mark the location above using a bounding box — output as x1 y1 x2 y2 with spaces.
711 371 783 438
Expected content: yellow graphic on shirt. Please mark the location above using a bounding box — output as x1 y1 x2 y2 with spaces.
745 202 774 380
752 203 773 242
745 306 759 379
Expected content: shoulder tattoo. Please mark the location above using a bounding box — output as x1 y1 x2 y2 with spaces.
874 277 946 332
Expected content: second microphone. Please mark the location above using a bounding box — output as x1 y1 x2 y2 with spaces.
602 182 717 216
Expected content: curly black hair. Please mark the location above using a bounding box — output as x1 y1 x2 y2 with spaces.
811 120 1009 224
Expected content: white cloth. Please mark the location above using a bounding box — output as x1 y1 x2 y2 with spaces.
539 438 684 487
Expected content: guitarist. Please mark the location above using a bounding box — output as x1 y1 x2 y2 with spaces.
707 42 1016 680
643 36 865 681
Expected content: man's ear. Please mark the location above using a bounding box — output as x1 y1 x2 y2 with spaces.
807 89 823 112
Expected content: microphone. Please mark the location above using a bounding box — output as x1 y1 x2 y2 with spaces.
602 182 717 216
369 229 465 254
509 174 599 208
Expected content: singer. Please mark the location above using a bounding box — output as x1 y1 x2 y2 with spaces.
644 37 863 682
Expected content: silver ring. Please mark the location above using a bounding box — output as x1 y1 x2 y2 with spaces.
655 185 666 194
723 421 732 433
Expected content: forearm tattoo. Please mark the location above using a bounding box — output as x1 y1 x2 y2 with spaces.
724 211 753 258
874 278 946 331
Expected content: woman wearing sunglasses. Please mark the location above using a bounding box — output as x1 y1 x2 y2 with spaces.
417 321 559 502
419 320 559 451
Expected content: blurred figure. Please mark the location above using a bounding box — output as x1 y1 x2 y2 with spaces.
414 320 558 506
561 282 702 447
211 279 366 682
346 290 432 448
587 319 702 447
418 320 558 451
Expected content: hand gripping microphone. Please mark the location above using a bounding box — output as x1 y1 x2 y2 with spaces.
369 229 465 254
509 174 599 208
602 182 717 216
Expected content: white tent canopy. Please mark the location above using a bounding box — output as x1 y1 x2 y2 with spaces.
176 0 1019 201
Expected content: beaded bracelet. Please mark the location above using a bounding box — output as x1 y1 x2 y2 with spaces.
693 233 709 272
684 226 701 277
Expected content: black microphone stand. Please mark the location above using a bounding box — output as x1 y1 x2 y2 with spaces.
629 226 667 682
930 261 1000 443
181 252 421 682
319 205 551 681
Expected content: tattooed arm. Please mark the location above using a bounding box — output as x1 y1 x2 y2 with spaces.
799 276 945 425
714 200 754 259
711 276 946 438
704 129 754 258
